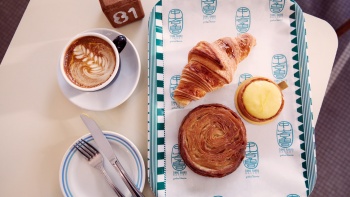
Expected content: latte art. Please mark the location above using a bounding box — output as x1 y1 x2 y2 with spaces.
64 36 117 89
72 44 110 78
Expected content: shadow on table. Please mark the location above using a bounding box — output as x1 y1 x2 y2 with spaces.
297 0 350 196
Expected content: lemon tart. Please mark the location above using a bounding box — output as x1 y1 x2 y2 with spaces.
235 77 286 125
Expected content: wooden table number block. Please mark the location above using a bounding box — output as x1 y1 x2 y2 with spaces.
99 0 145 28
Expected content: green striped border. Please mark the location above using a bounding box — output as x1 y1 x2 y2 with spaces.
290 1 317 196
148 1 166 197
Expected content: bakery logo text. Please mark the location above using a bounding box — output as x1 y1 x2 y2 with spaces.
277 121 295 156
276 121 293 148
244 142 259 169
244 142 260 178
236 7 251 34
269 0 285 22
271 54 288 80
201 0 217 15
170 75 181 109
168 9 184 42
201 0 217 23
171 144 187 180
270 0 285 13
238 73 253 85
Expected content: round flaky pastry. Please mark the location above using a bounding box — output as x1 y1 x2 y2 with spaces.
179 104 247 178
235 77 285 125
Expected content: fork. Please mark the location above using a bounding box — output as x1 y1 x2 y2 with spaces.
74 139 125 197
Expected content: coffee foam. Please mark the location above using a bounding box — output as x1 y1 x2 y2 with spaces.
64 36 116 88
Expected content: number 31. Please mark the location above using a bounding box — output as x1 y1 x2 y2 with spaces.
113 7 138 24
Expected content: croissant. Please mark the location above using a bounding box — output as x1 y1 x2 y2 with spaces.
174 33 256 107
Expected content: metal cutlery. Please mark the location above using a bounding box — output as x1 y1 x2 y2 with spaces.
74 139 125 197
80 114 144 197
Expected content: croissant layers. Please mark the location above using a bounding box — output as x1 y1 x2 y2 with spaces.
174 33 256 107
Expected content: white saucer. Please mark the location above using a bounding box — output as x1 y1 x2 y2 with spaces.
57 28 141 111
59 131 145 197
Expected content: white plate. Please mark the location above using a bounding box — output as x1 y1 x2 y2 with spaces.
59 131 145 197
57 28 141 111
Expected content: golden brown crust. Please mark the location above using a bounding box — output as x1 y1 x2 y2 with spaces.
234 77 285 125
179 104 247 177
174 33 256 107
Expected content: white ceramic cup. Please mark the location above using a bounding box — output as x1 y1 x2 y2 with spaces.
60 32 120 91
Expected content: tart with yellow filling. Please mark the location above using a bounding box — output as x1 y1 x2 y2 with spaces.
235 77 286 125
179 104 247 178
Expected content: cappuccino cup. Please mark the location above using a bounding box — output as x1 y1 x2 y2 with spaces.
60 32 119 91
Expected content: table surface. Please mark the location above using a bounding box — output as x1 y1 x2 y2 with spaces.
0 0 337 196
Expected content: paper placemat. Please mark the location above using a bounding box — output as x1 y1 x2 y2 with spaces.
148 0 316 196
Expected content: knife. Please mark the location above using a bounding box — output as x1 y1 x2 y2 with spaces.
80 114 144 197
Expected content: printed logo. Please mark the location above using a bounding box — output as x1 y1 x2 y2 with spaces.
277 121 295 157
276 121 293 148
171 144 186 171
244 142 259 169
272 54 288 80
270 0 286 13
201 0 217 15
238 73 253 85
269 0 284 22
170 75 181 109
235 7 251 33
171 144 187 180
287 195 300 197
202 0 217 23
170 75 180 100
168 9 184 42
244 142 260 178
168 9 183 35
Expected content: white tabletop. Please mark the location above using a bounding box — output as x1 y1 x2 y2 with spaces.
0 0 337 196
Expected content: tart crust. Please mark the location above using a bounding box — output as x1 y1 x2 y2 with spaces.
235 77 284 125
179 104 247 178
